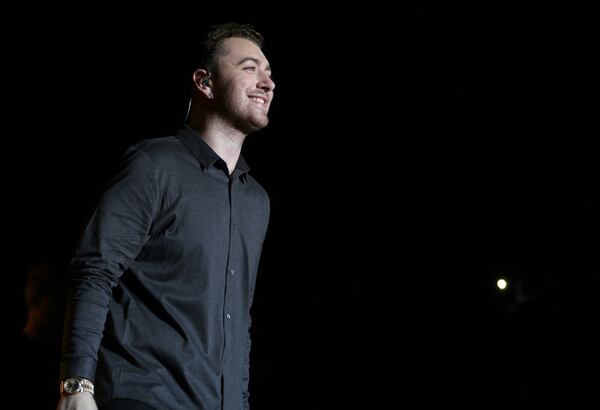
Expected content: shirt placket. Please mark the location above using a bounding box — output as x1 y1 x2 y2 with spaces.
222 174 238 407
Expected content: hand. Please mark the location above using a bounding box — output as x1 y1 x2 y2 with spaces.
56 392 98 410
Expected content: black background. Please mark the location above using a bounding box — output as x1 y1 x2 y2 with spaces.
3 2 599 409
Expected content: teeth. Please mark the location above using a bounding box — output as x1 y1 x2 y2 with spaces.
250 97 265 104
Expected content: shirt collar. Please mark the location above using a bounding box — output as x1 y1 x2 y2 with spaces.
176 125 251 176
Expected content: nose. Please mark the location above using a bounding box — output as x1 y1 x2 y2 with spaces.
259 71 275 93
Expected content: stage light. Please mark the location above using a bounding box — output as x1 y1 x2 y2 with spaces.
497 278 508 290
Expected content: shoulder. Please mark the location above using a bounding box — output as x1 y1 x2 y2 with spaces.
246 174 269 197
107 136 191 184
244 174 271 211
128 136 184 163
119 136 196 173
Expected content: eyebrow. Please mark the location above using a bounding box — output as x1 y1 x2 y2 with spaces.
235 57 272 73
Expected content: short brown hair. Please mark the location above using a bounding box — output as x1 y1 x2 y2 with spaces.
196 22 264 73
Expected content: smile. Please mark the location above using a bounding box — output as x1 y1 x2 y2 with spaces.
249 96 267 105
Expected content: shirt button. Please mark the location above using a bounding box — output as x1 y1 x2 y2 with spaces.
226 313 231 319
230 269 235 275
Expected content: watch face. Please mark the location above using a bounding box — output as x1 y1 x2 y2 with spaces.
64 378 81 393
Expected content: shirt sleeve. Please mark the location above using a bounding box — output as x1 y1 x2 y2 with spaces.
243 230 268 408
60 146 159 381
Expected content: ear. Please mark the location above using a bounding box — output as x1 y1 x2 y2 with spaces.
192 69 213 98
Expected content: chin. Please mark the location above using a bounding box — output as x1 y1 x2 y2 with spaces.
245 117 269 133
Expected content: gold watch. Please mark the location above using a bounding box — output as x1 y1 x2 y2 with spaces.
60 377 95 395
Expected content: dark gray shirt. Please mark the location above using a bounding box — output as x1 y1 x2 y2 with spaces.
60 125 270 410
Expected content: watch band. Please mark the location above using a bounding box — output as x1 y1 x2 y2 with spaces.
60 377 95 395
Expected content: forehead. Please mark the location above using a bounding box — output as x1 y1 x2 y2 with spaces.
218 37 270 68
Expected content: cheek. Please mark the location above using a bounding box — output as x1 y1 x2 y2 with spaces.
224 86 246 105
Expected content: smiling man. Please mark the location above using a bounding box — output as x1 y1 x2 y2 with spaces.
57 22 275 410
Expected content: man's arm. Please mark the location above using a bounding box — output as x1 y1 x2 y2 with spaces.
57 146 159 408
57 392 98 410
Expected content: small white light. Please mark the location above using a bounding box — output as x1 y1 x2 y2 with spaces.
497 278 508 290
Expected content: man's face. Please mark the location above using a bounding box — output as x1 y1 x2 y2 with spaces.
213 37 275 134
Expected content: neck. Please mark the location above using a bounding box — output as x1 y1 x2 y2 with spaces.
187 114 246 175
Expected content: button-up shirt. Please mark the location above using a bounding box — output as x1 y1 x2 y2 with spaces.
60 125 270 410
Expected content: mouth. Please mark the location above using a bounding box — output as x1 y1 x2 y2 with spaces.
249 95 268 106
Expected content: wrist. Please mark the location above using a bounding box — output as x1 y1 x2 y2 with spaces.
60 377 95 396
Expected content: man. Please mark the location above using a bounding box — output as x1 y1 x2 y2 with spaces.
57 22 275 410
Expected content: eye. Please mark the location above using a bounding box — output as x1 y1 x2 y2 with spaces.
244 66 257 72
